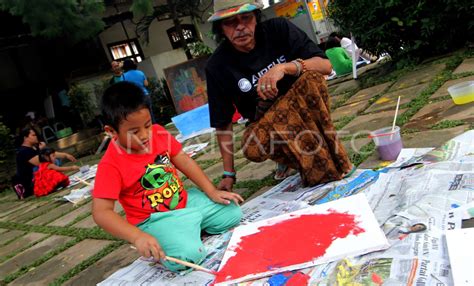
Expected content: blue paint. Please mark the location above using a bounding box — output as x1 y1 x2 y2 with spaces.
171 104 211 137
451 203 460 209
267 272 292 286
312 170 381 205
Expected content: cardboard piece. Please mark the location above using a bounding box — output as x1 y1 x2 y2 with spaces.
171 104 213 138
446 228 474 286
215 194 389 285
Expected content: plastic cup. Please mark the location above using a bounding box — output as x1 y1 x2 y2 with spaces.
447 80 474 105
369 126 403 161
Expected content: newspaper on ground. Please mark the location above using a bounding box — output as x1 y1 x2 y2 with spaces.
387 147 434 168
182 142 209 157
99 130 474 285
62 184 93 204
69 164 98 187
175 128 215 143
97 232 233 286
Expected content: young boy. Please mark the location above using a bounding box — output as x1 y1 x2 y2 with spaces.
92 82 243 271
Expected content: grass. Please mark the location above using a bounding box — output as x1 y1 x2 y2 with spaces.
196 158 222 170
431 120 465 130
349 142 376 167
65 211 92 227
334 115 356 130
0 221 117 240
330 91 357 110
357 61 408 89
401 128 420 134
396 70 453 127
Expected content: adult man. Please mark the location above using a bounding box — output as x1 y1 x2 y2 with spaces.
109 61 124 85
206 0 353 191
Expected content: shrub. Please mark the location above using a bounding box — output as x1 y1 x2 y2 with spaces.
0 119 13 165
148 78 177 125
68 84 96 127
329 0 473 61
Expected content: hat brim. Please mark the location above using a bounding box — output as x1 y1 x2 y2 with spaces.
208 3 260 22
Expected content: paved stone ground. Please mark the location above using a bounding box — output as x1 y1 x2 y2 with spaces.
0 53 473 285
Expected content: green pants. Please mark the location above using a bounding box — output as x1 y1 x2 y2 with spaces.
137 188 242 271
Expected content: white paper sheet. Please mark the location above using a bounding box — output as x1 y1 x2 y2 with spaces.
216 194 389 285
446 228 474 286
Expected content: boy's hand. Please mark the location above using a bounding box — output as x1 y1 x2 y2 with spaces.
71 166 80 171
133 232 166 261
208 189 244 206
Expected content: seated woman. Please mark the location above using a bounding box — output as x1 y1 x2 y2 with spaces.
324 37 353 76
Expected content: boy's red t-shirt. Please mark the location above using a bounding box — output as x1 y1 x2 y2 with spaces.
93 125 187 225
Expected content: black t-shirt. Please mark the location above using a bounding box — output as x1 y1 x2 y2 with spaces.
206 17 326 128
16 146 38 184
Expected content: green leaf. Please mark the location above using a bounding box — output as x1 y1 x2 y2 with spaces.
0 0 105 42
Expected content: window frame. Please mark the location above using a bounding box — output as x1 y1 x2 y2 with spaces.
107 38 144 62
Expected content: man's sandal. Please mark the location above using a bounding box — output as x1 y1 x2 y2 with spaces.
343 165 357 179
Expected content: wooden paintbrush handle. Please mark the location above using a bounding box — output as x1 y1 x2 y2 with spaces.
165 256 215 274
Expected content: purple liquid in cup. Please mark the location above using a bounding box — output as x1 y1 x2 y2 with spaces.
376 140 403 161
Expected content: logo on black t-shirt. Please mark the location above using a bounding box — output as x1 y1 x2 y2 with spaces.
238 78 252 92
250 55 287 87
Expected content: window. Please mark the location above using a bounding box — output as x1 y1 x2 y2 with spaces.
107 39 144 62
166 24 198 49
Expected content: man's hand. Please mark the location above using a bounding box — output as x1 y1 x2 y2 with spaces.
207 188 244 206
256 64 286 100
217 177 235 192
38 142 46 149
132 231 166 260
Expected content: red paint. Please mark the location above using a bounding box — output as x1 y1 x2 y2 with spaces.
214 211 364 284
286 272 310 286
371 272 383 285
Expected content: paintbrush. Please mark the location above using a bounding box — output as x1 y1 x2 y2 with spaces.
130 246 217 275
164 256 217 275
75 176 92 186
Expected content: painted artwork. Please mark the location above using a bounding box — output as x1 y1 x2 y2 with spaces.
163 56 209 114
214 194 389 285
274 0 307 19
274 0 328 21
308 0 329 21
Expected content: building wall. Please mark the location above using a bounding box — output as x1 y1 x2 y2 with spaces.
98 16 194 62
97 1 334 81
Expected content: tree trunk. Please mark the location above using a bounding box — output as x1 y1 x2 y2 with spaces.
167 0 192 59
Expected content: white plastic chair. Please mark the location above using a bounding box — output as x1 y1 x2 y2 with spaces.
54 122 66 132
42 126 56 143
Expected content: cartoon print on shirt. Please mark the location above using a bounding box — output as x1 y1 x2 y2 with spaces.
138 154 185 211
